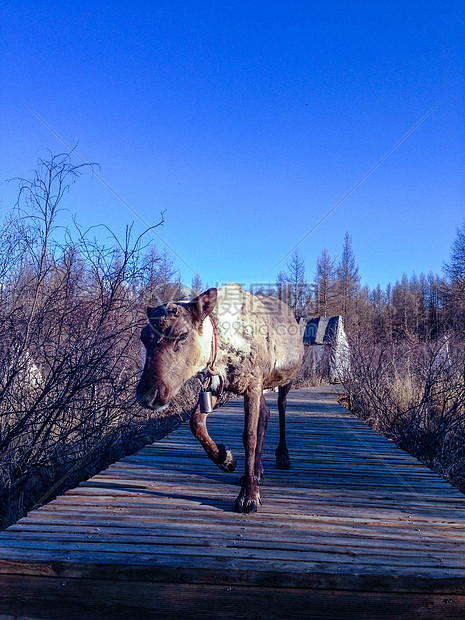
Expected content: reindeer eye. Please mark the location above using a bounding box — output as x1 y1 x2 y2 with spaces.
178 332 188 342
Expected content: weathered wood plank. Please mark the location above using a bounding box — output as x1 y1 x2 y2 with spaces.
2 550 465 592
14 513 465 547
0 575 463 620
8 515 465 538
30 495 465 523
2 530 465 566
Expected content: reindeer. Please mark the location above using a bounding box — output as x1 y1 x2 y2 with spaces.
136 284 303 513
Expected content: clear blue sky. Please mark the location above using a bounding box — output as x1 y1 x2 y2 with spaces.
1 1 463 290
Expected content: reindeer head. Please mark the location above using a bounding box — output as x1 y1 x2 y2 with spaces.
136 288 217 411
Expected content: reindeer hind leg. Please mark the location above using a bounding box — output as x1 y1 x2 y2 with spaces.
255 393 270 481
275 382 292 469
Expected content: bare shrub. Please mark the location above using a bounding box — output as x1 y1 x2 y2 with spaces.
0 154 205 528
345 333 465 492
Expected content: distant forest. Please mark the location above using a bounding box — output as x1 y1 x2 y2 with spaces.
258 230 462 342
192 229 464 343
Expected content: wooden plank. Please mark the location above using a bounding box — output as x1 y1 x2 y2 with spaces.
2 551 465 593
0 575 464 620
66 486 465 508
0 517 449 539
94 460 438 476
31 495 465 522
2 529 465 563
14 513 465 547
0 531 463 568
6 523 465 555
0 574 464 620
35 497 465 524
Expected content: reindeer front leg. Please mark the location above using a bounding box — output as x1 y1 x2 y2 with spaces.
190 397 237 473
234 380 262 513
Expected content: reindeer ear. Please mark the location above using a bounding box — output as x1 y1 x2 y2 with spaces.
146 306 159 320
189 288 217 323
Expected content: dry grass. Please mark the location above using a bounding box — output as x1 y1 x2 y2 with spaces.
344 334 465 493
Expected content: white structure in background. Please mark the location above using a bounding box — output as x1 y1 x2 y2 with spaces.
7 350 43 390
23 351 43 388
431 334 452 374
298 316 350 384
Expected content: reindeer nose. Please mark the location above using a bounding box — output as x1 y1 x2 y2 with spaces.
136 387 159 409
157 384 170 405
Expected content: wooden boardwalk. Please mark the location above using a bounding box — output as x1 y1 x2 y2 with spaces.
2 386 465 618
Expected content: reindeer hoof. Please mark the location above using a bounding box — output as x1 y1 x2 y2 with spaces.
275 447 291 470
276 457 291 470
233 495 261 514
217 445 236 473
233 487 261 513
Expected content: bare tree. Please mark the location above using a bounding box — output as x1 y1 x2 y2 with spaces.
336 232 360 328
276 270 290 305
191 273 203 297
444 221 465 328
314 248 337 317
140 246 182 305
284 250 309 317
444 221 465 285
